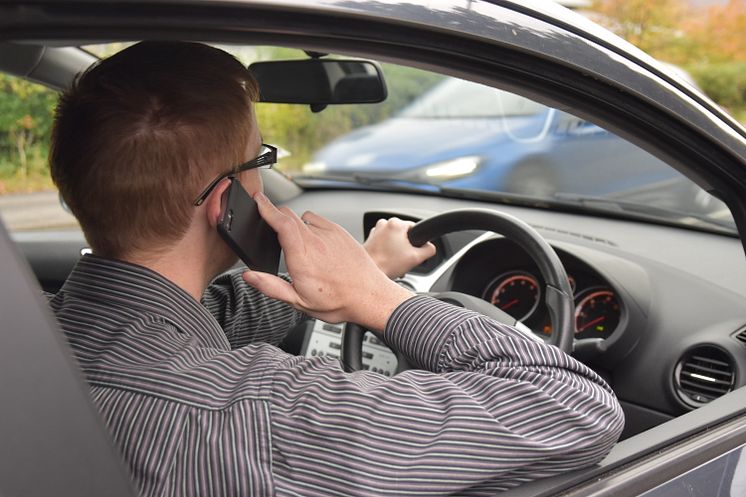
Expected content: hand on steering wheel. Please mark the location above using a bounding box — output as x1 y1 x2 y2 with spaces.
363 217 436 279
342 209 575 372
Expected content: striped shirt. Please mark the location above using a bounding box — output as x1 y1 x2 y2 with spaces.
50 254 624 497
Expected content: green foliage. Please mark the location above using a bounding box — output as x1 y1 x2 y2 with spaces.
0 74 57 193
592 0 745 124
688 62 746 111
591 0 685 56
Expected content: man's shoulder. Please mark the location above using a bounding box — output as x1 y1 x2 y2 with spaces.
79 323 287 409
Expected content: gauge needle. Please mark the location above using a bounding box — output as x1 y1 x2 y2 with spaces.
501 299 519 310
579 316 605 332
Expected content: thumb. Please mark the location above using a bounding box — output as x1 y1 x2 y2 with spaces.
421 241 437 258
242 270 299 305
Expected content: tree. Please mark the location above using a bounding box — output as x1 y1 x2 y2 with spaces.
591 0 686 57
591 0 745 124
0 74 57 187
684 0 746 64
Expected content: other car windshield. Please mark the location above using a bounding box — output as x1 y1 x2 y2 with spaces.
399 78 547 118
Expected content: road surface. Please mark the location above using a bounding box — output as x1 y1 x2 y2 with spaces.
0 191 79 232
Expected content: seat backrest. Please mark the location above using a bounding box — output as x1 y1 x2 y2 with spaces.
0 221 137 497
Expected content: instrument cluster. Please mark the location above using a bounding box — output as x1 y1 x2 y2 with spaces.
484 269 621 340
449 238 624 341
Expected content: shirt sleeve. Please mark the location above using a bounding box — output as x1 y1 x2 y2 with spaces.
201 269 307 349
268 295 624 496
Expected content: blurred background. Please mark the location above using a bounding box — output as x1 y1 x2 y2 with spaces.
0 0 743 195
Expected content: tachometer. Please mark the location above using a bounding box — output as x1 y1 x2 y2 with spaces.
574 288 621 340
484 271 541 322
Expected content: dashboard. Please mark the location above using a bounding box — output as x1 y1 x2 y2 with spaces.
285 188 746 440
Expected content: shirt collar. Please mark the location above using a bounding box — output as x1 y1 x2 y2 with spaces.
60 254 229 349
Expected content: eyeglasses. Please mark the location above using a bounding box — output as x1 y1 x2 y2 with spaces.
192 143 278 206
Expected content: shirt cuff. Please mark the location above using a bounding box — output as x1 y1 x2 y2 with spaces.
382 295 481 372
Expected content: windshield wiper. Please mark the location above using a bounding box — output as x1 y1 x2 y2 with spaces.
552 192 736 235
295 173 444 195
352 174 445 193
437 187 736 235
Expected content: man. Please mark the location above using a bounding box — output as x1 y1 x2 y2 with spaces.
49 41 623 497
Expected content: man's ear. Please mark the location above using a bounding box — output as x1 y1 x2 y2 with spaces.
205 178 232 229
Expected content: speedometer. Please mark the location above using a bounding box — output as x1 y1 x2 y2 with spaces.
574 288 621 340
484 271 541 322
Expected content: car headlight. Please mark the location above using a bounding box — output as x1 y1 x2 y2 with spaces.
423 156 481 179
302 161 327 174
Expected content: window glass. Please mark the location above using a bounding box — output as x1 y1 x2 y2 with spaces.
0 74 79 232
5 43 732 235
263 55 731 233
400 78 547 118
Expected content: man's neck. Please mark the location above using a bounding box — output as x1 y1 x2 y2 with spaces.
118 217 236 302
123 231 231 301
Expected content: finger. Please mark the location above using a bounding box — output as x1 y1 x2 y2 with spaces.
279 206 307 230
301 210 336 229
254 192 290 230
242 270 299 304
254 193 303 248
299 211 316 228
394 219 415 232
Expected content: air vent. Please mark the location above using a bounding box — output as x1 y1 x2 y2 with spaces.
674 345 735 409
732 327 746 345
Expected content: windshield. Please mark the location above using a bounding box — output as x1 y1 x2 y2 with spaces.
399 78 547 119
0 44 736 234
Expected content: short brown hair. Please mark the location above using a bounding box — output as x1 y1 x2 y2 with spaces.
50 41 259 258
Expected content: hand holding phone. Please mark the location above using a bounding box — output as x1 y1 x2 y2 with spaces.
218 178 281 274
241 193 415 331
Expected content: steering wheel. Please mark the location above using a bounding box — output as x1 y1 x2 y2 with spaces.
341 208 575 372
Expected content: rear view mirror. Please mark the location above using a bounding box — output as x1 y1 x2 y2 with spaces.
248 59 387 108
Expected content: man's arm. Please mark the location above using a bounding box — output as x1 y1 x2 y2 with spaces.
202 271 305 348
204 215 433 349
267 295 623 495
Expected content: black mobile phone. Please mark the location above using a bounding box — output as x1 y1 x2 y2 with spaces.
218 178 280 274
